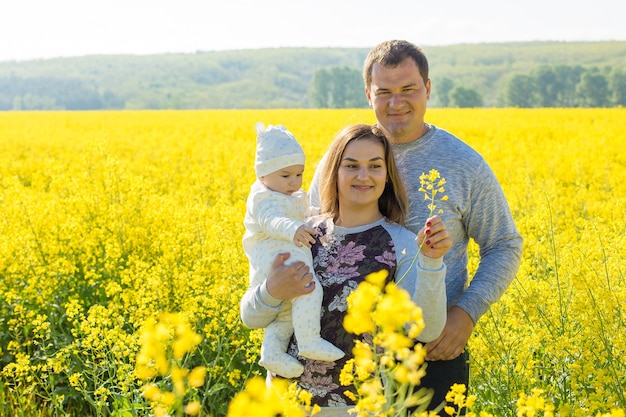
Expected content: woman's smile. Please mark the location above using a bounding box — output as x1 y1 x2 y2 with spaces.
352 184 374 191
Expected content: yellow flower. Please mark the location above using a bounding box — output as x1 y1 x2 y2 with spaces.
154 405 169 417
344 281 379 335
187 366 206 388
141 383 162 401
365 269 389 287
172 324 203 360
226 376 311 417
344 390 357 401
374 282 423 334
171 364 188 396
418 169 447 216
160 391 177 407
353 340 376 379
184 401 201 416
340 359 355 386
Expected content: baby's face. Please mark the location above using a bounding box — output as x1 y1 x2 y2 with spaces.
260 164 305 195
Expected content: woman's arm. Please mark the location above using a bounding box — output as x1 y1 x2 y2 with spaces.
394 216 451 342
396 252 447 342
240 278 283 329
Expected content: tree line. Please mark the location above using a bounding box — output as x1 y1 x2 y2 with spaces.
308 66 489 108
309 65 626 108
0 76 123 110
1 42 624 110
3 65 625 110
506 65 626 108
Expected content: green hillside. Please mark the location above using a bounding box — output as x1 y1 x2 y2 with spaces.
0 41 625 110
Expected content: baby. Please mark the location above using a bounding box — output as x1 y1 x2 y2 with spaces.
242 122 344 378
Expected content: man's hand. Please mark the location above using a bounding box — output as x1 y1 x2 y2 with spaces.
425 306 474 361
265 252 315 300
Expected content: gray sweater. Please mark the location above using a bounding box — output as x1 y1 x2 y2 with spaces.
310 124 523 324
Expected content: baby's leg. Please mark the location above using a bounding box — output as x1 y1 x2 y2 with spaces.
259 302 304 378
292 275 344 362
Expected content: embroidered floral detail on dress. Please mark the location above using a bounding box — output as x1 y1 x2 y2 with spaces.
299 359 340 397
290 220 398 407
327 393 350 407
336 240 367 265
328 281 358 312
375 250 397 267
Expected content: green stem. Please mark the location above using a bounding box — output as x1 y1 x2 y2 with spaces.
395 202 435 286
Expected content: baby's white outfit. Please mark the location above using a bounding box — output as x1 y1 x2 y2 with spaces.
243 180 344 378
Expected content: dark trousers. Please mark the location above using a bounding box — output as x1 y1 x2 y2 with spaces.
410 350 470 414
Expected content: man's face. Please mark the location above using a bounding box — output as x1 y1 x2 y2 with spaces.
366 58 431 144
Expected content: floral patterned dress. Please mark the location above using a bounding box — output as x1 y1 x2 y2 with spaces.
286 219 397 407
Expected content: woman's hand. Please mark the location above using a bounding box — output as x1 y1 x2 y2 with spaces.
417 215 452 259
265 253 315 300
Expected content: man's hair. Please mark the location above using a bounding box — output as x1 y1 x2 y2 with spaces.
363 40 429 88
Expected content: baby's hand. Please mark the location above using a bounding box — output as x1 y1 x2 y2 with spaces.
294 225 316 249
417 215 452 259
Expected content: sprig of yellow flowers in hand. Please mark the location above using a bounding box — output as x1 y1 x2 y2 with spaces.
419 169 448 215
341 270 435 416
397 169 448 286
135 312 206 417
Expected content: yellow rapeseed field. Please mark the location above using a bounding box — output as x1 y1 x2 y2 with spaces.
0 109 624 416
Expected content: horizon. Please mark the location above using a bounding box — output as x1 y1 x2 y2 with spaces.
2 39 625 64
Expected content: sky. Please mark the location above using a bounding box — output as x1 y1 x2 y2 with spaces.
1 0 625 62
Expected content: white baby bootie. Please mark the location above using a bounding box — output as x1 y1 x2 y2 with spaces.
260 352 304 378
298 338 345 362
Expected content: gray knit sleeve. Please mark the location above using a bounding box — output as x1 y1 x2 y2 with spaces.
240 279 283 329
388 222 447 342
455 160 523 323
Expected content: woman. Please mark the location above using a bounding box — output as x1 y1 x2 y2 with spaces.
240 124 451 415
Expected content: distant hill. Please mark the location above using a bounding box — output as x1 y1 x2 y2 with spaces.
0 41 625 110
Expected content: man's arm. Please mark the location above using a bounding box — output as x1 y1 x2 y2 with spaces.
455 160 523 324
426 161 522 361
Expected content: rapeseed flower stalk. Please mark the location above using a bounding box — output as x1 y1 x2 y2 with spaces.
419 169 448 216
515 388 555 417
226 376 320 417
442 384 476 416
135 312 206 417
341 270 435 416
397 169 448 285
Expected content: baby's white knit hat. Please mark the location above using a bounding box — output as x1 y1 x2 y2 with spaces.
254 122 305 177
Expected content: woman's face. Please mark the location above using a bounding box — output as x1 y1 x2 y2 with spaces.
337 138 388 213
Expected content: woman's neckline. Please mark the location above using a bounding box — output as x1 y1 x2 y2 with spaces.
334 214 384 229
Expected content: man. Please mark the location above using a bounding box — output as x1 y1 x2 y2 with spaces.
310 40 523 411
